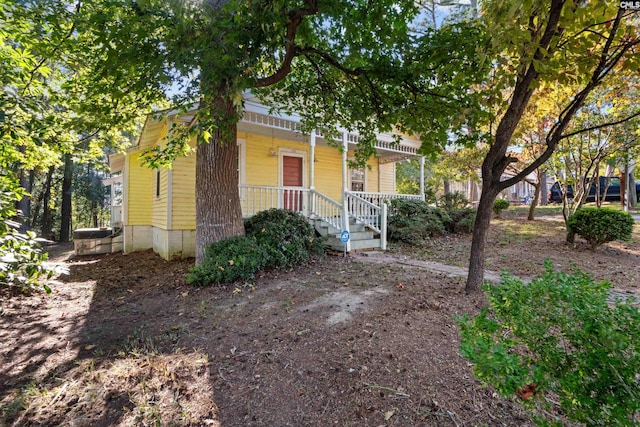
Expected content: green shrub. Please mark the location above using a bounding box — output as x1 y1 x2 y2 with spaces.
387 198 477 243
567 207 633 251
0 181 56 294
458 262 640 426
244 208 325 267
492 198 510 217
387 198 448 243
188 209 325 286
437 192 469 211
187 236 270 286
437 194 475 234
445 208 476 234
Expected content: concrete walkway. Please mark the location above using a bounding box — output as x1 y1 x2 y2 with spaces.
352 250 523 283
352 251 639 304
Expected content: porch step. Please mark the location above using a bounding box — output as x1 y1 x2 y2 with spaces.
315 223 366 237
331 230 374 240
326 238 382 252
313 218 382 252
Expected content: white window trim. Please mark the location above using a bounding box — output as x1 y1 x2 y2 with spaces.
348 158 367 192
238 138 247 187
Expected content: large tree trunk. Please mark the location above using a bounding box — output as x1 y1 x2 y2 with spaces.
527 179 541 221
539 171 548 206
195 92 245 265
16 169 33 233
41 166 55 239
466 183 499 293
60 153 73 242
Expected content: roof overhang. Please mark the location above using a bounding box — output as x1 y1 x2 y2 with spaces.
136 95 423 163
109 152 125 174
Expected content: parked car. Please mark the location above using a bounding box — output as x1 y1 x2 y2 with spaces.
548 176 640 203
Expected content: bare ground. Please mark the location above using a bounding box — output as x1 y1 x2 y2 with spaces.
1 216 639 426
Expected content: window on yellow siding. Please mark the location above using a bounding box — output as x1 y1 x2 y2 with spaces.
350 167 365 192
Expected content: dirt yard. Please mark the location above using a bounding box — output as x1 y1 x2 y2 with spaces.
1 216 639 426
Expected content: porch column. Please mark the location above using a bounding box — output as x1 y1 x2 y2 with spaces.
309 130 316 190
341 131 350 252
419 156 426 202
309 130 316 215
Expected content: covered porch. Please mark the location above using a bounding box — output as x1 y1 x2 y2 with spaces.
240 185 421 251
238 99 427 251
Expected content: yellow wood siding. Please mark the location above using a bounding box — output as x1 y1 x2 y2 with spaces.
241 132 313 187
379 162 396 193
366 158 379 193
171 148 196 229
127 152 153 225
152 168 168 229
313 145 343 201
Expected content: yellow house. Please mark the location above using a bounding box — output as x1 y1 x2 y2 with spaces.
109 97 426 260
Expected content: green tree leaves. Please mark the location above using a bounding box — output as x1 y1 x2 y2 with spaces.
459 264 640 425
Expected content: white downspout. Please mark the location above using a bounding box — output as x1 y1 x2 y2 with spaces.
341 131 350 252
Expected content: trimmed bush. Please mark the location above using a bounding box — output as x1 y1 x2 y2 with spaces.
445 208 476 234
244 208 325 267
492 198 510 218
458 263 640 426
387 198 448 243
188 209 325 286
567 207 633 250
186 236 270 286
388 198 476 244
437 192 469 211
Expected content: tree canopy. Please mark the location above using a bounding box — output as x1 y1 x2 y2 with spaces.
463 0 640 291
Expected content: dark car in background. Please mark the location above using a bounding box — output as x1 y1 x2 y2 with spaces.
548 176 640 203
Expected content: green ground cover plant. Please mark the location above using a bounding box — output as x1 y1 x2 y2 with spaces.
458 263 640 426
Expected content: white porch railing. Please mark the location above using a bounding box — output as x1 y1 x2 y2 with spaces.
345 191 388 250
240 185 310 217
352 191 421 206
309 190 343 231
239 186 418 251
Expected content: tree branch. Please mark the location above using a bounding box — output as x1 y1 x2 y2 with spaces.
254 0 319 87
487 0 565 182
559 109 640 140
498 7 632 191
21 2 82 96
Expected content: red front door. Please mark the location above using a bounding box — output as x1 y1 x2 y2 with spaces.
282 156 303 211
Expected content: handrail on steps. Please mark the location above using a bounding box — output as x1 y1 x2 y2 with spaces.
309 190 343 232
345 190 387 250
